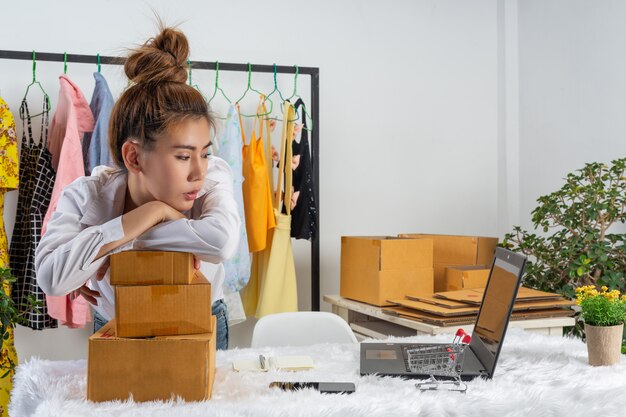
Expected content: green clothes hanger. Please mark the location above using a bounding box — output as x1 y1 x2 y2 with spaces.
286 65 313 131
97 53 101 73
235 63 272 118
187 58 208 101
265 64 285 122
207 61 232 120
20 51 51 119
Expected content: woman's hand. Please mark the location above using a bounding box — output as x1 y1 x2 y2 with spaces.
157 201 187 223
71 258 110 305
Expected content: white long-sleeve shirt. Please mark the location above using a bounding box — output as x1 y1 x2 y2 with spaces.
34 157 241 321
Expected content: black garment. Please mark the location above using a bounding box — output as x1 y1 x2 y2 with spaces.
288 98 317 240
10 98 57 330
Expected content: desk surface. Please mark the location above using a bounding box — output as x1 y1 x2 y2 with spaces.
9 329 625 417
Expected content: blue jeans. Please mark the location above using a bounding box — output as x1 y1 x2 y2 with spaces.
93 299 229 350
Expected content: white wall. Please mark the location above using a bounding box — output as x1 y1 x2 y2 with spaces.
2 0 506 362
517 0 626 231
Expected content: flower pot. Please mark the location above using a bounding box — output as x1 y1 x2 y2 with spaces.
584 323 624 366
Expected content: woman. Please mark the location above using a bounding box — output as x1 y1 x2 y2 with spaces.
35 26 239 350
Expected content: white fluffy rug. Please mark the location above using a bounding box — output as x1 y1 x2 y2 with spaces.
9 328 626 417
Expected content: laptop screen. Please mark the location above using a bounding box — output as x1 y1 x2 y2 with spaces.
469 248 526 377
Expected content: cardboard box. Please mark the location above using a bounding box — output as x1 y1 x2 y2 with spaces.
435 287 568 305
110 251 195 286
445 265 491 291
87 317 216 403
115 271 212 338
398 233 498 292
340 236 434 306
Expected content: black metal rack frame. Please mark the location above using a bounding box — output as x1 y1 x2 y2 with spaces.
0 49 321 311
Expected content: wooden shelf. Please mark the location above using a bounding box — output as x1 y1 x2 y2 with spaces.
324 294 575 338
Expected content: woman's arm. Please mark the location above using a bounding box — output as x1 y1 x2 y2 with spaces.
131 157 241 263
94 201 185 260
34 180 178 297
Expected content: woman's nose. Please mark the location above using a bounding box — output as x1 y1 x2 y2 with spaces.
188 155 204 182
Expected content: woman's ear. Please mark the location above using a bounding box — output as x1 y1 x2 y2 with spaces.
121 140 142 174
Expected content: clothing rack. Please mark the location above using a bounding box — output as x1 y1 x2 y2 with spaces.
0 49 321 311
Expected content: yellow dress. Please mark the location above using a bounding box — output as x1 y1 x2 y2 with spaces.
0 96 19 417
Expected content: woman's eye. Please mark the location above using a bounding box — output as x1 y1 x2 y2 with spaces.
202 153 211 159
176 155 191 161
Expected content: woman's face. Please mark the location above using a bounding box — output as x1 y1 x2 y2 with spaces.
138 118 212 212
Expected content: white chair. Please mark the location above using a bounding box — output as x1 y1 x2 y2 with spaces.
251 312 358 348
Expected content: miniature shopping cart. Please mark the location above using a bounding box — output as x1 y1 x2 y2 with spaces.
407 329 471 393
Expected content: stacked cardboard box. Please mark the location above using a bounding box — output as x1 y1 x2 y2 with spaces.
87 251 216 403
340 236 434 307
398 234 499 293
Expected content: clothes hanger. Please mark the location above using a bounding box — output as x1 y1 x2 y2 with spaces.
207 61 232 120
235 63 272 118
286 65 313 131
20 51 51 119
267 63 285 120
97 53 101 73
187 58 208 101
264 63 285 121
63 52 68 75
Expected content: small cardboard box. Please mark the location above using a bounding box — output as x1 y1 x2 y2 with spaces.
110 251 195 286
115 271 212 338
444 265 491 291
398 233 498 292
87 316 216 403
340 236 434 306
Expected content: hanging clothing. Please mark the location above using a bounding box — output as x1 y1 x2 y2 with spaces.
0 97 20 417
35 159 241 322
43 75 95 329
240 99 276 252
216 105 250 292
288 98 317 240
240 100 275 316
9 97 58 330
82 72 115 175
255 101 298 318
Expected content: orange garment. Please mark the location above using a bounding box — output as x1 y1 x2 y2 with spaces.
240 99 275 253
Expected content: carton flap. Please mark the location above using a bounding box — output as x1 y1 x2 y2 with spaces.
91 316 217 341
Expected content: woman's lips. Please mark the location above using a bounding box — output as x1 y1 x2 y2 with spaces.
183 191 199 201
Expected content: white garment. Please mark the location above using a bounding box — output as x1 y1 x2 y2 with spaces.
34 157 241 321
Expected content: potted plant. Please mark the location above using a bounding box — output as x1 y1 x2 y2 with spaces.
502 158 626 340
576 285 626 365
0 266 40 377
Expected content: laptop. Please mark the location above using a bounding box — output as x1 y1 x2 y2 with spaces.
360 247 527 381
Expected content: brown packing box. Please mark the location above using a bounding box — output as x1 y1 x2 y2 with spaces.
340 236 434 307
398 233 498 292
384 306 574 327
387 297 574 317
383 306 477 327
387 298 479 317
87 316 216 403
110 251 195 286
445 266 491 291
115 271 212 338
406 295 474 309
435 287 566 305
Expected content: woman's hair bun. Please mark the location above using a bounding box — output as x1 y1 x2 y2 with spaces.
124 27 189 84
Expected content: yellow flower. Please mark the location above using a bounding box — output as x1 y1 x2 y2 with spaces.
601 286 609 292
